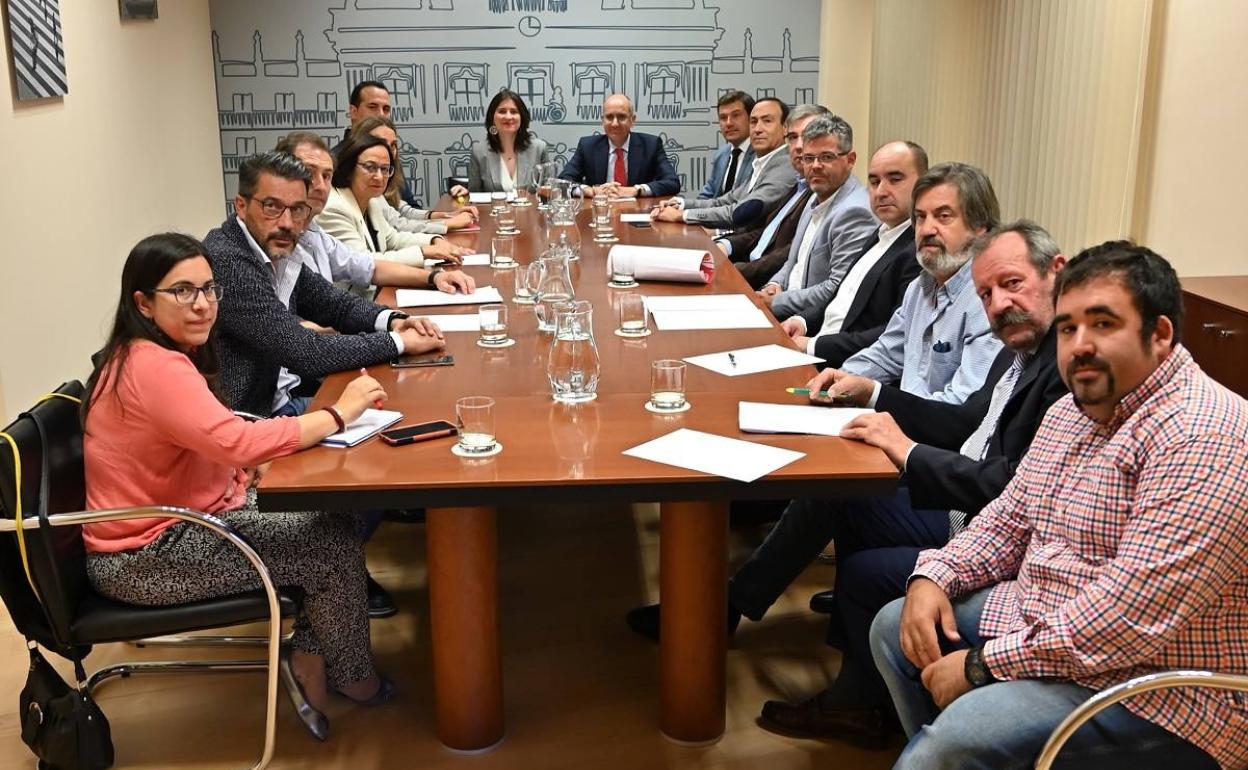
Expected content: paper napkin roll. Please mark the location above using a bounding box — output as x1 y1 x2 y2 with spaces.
607 245 714 284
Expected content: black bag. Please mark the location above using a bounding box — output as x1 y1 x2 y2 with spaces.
19 646 114 770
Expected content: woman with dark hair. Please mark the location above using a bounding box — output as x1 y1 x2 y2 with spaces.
318 133 467 267
351 115 479 235
453 89 550 194
83 233 395 740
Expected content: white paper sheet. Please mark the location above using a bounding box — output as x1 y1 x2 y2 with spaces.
458 253 491 266
607 245 713 284
320 409 403 448
644 294 759 314
620 212 651 223
651 308 772 330
738 402 875 437
684 344 825 377
418 314 481 332
468 192 493 203
395 286 504 308
622 428 805 483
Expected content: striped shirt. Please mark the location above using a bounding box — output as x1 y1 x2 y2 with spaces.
913 346 1248 769
841 258 1002 403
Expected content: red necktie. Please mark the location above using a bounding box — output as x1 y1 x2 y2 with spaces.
613 147 627 186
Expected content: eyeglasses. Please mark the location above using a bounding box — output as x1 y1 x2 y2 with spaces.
152 282 224 305
801 150 852 166
247 196 312 222
358 161 395 178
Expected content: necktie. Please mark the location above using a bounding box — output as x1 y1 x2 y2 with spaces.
947 352 1028 536
613 147 627 186
722 147 742 193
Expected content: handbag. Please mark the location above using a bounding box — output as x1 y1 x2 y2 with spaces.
2 400 115 770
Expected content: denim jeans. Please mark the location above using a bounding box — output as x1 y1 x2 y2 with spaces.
869 591 1218 770
271 395 311 418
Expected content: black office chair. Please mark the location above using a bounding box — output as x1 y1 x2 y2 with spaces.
0 382 314 769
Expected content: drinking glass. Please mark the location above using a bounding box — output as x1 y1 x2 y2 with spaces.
616 293 650 337
512 261 539 304
649 360 687 412
608 250 638 288
496 202 518 235
455 396 498 454
490 235 516 269
592 196 618 243
478 303 509 346
489 191 507 217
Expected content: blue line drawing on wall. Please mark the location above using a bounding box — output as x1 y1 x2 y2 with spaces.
210 0 820 212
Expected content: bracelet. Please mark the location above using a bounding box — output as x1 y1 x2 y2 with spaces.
427 268 444 288
321 405 346 434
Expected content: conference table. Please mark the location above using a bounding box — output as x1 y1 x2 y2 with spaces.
258 194 898 752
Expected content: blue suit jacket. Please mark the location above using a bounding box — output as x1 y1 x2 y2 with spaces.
697 142 754 199
558 131 681 197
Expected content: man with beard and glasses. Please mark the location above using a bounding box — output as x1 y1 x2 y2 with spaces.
871 242 1248 770
810 162 1004 405
738 221 1069 747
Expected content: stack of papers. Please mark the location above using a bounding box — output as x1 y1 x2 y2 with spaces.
466 192 515 203
320 409 403 448
684 344 824 376
395 286 504 308
644 293 771 330
622 428 805 483
620 212 652 223
738 402 874 436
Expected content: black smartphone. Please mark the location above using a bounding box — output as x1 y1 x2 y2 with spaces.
391 353 455 368
380 420 457 446
629 221 652 229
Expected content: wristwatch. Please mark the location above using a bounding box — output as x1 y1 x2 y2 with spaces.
388 311 409 331
964 645 998 688
427 268 444 288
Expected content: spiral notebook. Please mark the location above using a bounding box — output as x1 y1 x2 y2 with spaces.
320 409 403 448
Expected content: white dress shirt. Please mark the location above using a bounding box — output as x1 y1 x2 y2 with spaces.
785 194 836 291
498 154 516 193
805 220 911 353
745 143 786 194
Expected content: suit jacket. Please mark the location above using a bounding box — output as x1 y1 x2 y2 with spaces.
804 227 921 368
558 131 680 197
697 142 754 199
204 216 400 415
876 327 1066 517
727 184 811 290
468 135 550 193
681 145 794 228
316 187 436 268
768 174 879 320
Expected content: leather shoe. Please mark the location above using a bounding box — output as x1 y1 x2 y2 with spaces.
757 697 888 748
366 575 398 619
808 588 836 614
625 602 741 642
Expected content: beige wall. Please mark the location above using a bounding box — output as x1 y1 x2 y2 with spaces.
818 0 874 182
0 1 221 423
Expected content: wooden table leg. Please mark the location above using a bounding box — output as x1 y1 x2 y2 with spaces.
426 506 504 752
659 500 728 744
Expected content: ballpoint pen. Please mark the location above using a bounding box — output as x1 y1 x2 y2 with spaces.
785 387 853 402
728 353 737 368
360 368 384 409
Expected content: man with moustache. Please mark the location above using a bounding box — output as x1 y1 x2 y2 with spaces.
872 243 1247 770
651 97 793 228
815 162 1004 404
756 115 879 321
558 93 680 198
204 152 445 418
778 140 927 368
697 90 755 199
750 222 1068 746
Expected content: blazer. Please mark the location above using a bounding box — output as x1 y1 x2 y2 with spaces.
876 327 1066 517
768 174 879 320
316 187 436 268
803 227 921 368
468 135 550 193
681 145 794 228
697 142 754 199
558 131 681 197
203 216 400 416
727 184 812 290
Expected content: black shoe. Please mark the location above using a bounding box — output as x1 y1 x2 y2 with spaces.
278 648 330 741
625 602 741 642
366 575 398 619
808 588 836 614
757 697 888 748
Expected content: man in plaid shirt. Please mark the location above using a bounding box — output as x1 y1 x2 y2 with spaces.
871 242 1248 769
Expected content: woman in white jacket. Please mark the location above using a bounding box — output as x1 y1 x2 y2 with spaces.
317 133 466 267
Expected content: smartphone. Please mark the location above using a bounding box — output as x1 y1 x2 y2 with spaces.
380 420 457 446
629 221 652 229
391 353 455 368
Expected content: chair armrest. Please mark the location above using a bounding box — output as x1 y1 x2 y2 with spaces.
233 410 267 423
1035 670 1248 769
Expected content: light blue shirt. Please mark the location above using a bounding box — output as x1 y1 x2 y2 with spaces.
296 220 376 289
841 257 1003 404
748 178 807 261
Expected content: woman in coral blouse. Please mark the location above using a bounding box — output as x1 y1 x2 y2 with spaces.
82 232 392 740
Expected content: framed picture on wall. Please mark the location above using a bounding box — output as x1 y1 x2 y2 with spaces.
6 0 68 100
118 0 158 20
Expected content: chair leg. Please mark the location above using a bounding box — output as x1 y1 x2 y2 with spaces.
133 630 294 648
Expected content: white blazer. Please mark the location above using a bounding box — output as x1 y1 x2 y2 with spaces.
316 187 438 267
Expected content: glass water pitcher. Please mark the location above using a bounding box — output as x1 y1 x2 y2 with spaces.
547 299 601 404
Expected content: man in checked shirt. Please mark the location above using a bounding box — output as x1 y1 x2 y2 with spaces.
872 242 1248 769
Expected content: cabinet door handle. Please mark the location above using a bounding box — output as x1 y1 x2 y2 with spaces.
1202 323 1222 332
1218 329 1238 339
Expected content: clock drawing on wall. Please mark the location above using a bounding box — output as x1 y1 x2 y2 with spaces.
518 15 542 37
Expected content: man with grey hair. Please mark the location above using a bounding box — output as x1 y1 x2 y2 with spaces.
758 114 879 321
652 96 793 228
558 93 680 198
717 103 829 288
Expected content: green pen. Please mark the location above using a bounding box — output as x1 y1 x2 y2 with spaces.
786 387 853 402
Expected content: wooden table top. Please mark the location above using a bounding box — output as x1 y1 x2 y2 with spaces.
259 194 898 510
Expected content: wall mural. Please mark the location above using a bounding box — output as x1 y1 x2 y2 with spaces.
209 0 820 212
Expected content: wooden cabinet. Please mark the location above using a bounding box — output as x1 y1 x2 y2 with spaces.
1181 276 1248 398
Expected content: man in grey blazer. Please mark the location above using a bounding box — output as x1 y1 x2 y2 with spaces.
651 97 794 229
760 115 879 321
697 90 755 199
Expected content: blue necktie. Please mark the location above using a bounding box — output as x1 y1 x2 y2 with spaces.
749 180 808 261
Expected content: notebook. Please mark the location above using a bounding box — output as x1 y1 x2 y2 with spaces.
319 409 403 448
